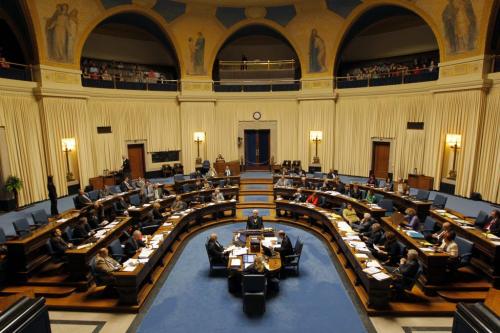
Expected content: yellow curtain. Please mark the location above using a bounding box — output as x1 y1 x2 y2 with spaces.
0 94 47 205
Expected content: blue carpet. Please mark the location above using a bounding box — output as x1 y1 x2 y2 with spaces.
244 184 270 190
133 222 370 333
241 209 271 217
242 195 270 203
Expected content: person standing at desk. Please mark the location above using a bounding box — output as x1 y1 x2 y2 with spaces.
47 175 58 216
121 155 131 177
247 210 263 229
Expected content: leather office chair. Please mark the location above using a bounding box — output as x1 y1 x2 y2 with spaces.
108 239 127 263
415 190 430 201
378 199 394 216
31 210 49 226
422 216 437 238
242 274 267 315
374 194 384 204
87 190 100 201
284 240 304 275
432 194 448 209
63 226 85 245
201 160 210 175
394 264 423 295
182 184 192 193
455 236 474 269
73 196 80 209
13 218 33 237
128 194 141 206
474 211 489 228
204 239 227 276
173 174 185 183
173 163 184 175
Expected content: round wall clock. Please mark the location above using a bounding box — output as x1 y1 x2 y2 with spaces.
253 111 262 120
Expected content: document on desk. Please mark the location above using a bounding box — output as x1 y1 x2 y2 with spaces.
354 253 369 259
56 218 68 223
230 258 241 267
372 272 391 281
122 266 136 272
232 248 247 256
366 260 382 268
363 267 381 275
224 245 236 253
139 248 154 259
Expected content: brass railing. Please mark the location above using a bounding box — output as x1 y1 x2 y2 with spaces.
0 60 33 81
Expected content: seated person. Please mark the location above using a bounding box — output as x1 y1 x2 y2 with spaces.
72 217 94 244
361 223 384 247
120 177 134 192
245 254 267 274
426 222 451 244
144 181 155 202
211 188 225 202
207 233 228 264
306 192 319 205
87 208 108 229
292 188 306 203
207 167 217 178
113 198 129 216
403 208 420 231
125 230 146 258
202 179 213 190
274 176 287 188
391 249 420 293
247 210 264 230
342 203 360 224
326 169 337 179
365 189 377 204
481 210 500 236
193 179 203 191
171 195 187 212
435 230 459 269
135 177 146 190
367 174 378 187
395 178 409 195
383 177 393 191
94 248 121 285
50 228 73 258
375 231 402 267
352 213 375 232
151 202 164 221
320 179 332 191
153 184 163 200
76 189 93 209
348 184 363 200
276 230 293 257
334 179 345 194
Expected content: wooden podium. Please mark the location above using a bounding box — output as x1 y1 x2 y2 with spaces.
407 174 434 190
214 160 240 176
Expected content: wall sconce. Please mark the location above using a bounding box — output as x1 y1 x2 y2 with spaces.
446 133 461 179
310 131 323 164
193 132 205 164
61 138 76 181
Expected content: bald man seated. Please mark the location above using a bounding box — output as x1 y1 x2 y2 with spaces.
95 247 122 285
246 209 264 230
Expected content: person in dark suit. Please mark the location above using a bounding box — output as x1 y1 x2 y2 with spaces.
50 228 72 258
246 210 264 229
276 230 294 265
120 177 133 192
375 231 402 267
125 230 146 258
72 217 94 244
367 174 378 187
349 184 363 200
292 188 306 203
207 233 227 264
122 155 131 177
353 213 376 233
47 176 58 216
391 249 420 294
482 210 500 236
76 189 93 209
361 223 384 247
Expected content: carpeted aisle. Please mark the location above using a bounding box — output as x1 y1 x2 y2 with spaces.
132 222 372 333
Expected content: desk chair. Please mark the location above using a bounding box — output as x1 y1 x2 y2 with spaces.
31 210 49 226
393 264 423 297
454 236 474 269
415 190 430 201
242 274 267 315
374 194 384 204
474 211 489 228
432 194 448 209
422 216 437 238
378 199 394 216
128 194 141 206
63 226 85 245
284 239 304 276
87 190 100 201
108 239 127 263
12 218 33 237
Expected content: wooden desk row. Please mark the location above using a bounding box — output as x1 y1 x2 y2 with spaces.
173 176 240 192
112 201 237 305
275 200 392 307
430 209 500 284
273 187 387 218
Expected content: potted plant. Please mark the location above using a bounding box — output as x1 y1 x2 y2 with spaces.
5 176 23 209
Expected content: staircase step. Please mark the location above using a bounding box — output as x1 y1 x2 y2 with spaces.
437 291 488 303
1 285 76 298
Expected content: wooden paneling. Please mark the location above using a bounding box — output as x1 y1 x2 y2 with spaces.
127 144 145 179
372 142 390 178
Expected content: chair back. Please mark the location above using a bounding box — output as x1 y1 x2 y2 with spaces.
456 236 474 266
72 196 79 209
397 241 407 257
0 228 6 244
313 172 323 179
109 239 124 258
173 174 185 182
31 209 49 226
433 194 448 208
294 240 304 256
45 239 55 256
182 184 192 193
404 264 423 291
242 274 266 293
189 172 197 179
422 216 436 233
475 211 489 228
416 190 430 201
378 199 394 212
129 194 141 206
63 226 73 242
218 180 225 188
13 218 31 237
87 190 100 201
373 194 384 204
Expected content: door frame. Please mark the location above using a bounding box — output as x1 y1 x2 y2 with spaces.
370 137 395 177
238 120 277 165
126 142 146 179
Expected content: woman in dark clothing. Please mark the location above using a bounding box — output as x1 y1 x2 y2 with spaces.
47 176 58 216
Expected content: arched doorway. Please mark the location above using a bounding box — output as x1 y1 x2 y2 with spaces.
80 12 180 91
335 5 440 88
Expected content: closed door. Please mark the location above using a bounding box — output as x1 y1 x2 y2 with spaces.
371 142 390 179
244 129 270 170
127 144 145 179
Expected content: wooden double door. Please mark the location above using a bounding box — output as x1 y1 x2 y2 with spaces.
244 129 270 170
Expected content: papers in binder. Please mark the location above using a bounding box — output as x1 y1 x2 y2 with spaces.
372 272 391 281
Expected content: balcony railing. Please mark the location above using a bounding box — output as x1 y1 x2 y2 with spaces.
335 68 439 89
213 79 300 92
81 73 179 91
218 59 297 82
0 61 33 81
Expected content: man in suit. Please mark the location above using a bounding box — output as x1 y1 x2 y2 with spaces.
247 210 264 229
50 228 73 258
95 248 122 285
276 230 294 265
349 184 363 200
292 188 306 203
76 189 93 209
391 249 420 294
125 230 146 258
482 210 500 236
274 176 288 188
352 213 375 233
121 155 131 177
211 188 225 202
72 217 94 244
171 195 187 212
361 223 384 247
427 222 452 244
224 166 231 176
120 177 133 192
207 233 227 264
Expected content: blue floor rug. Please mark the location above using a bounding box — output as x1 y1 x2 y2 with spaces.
132 222 372 333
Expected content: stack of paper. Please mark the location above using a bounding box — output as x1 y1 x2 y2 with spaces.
230 258 241 267
232 247 248 256
372 272 391 281
138 248 154 259
366 260 382 268
354 253 369 259
363 267 381 275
